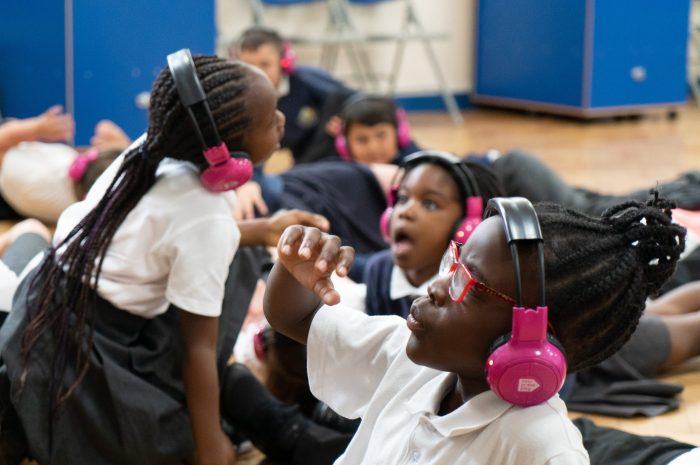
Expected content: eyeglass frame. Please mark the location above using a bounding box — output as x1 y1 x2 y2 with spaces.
439 241 516 305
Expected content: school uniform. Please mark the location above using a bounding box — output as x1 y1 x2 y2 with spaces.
307 305 589 465
0 262 18 315
0 231 49 319
0 142 78 222
278 66 353 164
563 315 681 418
0 151 247 464
393 139 421 164
574 417 699 465
363 249 434 318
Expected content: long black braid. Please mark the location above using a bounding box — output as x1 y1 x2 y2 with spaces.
536 194 686 372
21 55 253 412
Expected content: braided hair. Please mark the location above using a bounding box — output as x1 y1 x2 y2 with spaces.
536 194 686 372
21 55 253 411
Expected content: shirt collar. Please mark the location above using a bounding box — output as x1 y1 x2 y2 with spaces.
389 265 436 300
404 372 513 437
277 74 290 97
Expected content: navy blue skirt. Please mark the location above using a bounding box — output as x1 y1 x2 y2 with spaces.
0 271 192 464
0 247 260 464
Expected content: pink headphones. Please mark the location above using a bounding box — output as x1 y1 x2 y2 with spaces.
484 197 567 407
68 149 99 181
380 151 483 244
280 40 296 74
168 49 252 192
335 104 412 161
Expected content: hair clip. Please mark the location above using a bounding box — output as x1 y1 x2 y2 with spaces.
68 149 99 181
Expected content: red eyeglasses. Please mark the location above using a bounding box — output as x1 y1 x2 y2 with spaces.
439 241 516 305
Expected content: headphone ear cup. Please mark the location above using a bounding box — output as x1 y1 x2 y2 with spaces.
335 133 351 160
453 196 483 245
200 156 253 192
380 185 399 243
280 41 296 74
485 329 567 407
487 332 512 358
395 108 412 149
453 216 481 245
379 206 394 243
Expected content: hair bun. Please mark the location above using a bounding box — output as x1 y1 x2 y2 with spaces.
602 193 686 295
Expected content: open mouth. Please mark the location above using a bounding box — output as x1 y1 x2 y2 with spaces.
391 229 414 257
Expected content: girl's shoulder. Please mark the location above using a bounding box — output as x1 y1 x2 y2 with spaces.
128 158 238 240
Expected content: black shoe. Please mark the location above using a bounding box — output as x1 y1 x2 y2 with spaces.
221 363 311 461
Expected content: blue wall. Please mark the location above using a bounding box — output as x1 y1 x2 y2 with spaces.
475 0 587 107
1 1 216 145
0 0 66 119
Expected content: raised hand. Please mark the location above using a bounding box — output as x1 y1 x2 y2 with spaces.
233 181 269 220
35 105 74 142
277 225 354 306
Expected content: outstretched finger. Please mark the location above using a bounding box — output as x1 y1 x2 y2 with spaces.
335 246 355 277
278 225 305 256
315 234 342 273
298 227 322 259
253 196 269 216
45 105 64 116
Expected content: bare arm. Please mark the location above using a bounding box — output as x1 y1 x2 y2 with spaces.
178 309 236 465
263 226 354 344
238 209 330 248
646 281 700 316
0 105 73 150
0 105 74 166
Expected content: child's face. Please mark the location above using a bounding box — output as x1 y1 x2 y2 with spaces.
239 43 283 90
405 216 517 379
390 164 463 285
241 67 286 165
346 123 398 164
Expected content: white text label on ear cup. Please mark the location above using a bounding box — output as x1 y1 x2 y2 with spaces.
517 378 540 393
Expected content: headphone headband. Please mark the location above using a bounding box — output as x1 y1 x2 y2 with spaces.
403 150 481 200
376 150 483 245
485 197 545 307
166 49 253 192
167 49 222 150
167 49 205 106
484 197 566 407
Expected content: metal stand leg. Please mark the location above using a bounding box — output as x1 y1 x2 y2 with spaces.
404 0 463 124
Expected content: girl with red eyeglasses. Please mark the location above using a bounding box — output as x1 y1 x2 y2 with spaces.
263 191 689 465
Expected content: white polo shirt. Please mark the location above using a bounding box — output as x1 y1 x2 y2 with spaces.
0 142 78 222
308 305 589 465
54 149 239 318
0 261 19 312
